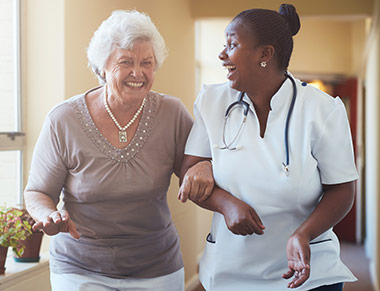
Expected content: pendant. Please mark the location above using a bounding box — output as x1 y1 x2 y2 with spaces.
119 131 127 143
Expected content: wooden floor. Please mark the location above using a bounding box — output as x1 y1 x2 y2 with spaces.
192 242 373 291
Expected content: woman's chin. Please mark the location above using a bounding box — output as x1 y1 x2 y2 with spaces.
228 80 240 91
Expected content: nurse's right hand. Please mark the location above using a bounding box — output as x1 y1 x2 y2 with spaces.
222 197 265 235
32 209 80 239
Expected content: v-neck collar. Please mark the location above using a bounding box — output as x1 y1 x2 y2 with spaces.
71 89 158 163
241 74 294 114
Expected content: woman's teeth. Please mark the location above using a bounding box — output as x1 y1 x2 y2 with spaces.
225 65 236 78
126 82 143 88
225 65 236 72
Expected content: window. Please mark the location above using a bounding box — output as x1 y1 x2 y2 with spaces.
0 0 24 207
195 18 229 93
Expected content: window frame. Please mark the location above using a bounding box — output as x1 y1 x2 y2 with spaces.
0 0 25 206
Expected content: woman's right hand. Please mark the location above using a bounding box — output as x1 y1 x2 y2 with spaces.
32 209 80 239
222 197 265 235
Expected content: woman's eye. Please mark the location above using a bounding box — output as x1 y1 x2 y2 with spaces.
142 61 152 67
224 43 236 50
121 60 132 65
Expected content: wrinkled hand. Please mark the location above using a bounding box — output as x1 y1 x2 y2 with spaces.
223 197 265 235
32 210 80 239
282 234 311 288
178 160 214 203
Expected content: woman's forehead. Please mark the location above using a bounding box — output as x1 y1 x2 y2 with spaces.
225 20 251 41
226 20 245 36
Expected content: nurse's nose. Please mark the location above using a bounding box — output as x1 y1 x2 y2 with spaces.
219 47 227 60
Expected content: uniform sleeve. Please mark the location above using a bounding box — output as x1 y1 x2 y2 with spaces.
173 102 194 177
24 116 68 205
312 97 359 184
184 88 212 158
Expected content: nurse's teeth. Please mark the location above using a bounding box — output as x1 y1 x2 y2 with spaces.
225 65 236 70
127 82 143 87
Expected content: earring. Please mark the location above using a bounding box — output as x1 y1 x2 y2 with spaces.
260 61 267 68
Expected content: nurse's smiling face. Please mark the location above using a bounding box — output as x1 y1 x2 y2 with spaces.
219 20 262 92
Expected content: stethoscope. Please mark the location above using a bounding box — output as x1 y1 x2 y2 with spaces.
214 73 297 174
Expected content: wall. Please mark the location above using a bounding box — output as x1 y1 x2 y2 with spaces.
189 0 374 18
365 2 380 288
291 19 353 75
23 0 65 186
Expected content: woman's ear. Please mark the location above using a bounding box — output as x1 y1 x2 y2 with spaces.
260 45 275 63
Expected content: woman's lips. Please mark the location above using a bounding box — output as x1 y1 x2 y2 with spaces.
224 65 236 79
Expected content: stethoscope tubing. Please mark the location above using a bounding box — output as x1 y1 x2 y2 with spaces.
219 73 297 171
284 74 297 167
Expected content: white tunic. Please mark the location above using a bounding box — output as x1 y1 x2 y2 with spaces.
185 74 358 291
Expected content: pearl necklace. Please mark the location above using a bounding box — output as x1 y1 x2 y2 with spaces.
103 85 146 143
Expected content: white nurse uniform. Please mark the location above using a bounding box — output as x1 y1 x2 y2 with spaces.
185 74 358 291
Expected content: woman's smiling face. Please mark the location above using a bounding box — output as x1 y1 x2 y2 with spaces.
104 40 156 103
219 20 262 92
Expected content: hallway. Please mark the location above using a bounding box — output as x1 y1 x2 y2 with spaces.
341 242 373 291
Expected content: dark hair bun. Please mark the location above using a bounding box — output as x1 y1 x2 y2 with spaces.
279 4 300 36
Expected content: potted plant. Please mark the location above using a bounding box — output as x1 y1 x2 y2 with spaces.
0 206 32 274
13 208 44 263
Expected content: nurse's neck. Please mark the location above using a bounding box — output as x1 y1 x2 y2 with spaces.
246 70 287 111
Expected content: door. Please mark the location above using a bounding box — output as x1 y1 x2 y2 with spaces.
332 78 358 243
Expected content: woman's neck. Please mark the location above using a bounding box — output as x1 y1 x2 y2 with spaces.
246 71 287 110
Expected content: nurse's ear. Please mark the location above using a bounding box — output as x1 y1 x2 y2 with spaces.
259 45 275 66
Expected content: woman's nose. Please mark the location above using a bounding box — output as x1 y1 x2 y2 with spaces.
219 48 227 60
130 66 143 78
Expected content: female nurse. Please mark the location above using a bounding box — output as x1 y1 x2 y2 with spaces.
179 4 358 291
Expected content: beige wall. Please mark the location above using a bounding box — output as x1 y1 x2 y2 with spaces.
291 19 353 75
189 0 374 18
189 0 374 17
290 18 368 76
365 2 380 288
23 0 65 182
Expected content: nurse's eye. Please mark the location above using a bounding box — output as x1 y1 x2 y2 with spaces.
229 43 237 50
224 43 236 51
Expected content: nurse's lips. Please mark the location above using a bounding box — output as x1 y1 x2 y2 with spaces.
223 64 237 79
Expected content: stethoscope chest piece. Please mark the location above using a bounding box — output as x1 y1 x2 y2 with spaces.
282 163 290 176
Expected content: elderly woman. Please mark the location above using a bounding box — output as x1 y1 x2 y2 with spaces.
24 10 203 291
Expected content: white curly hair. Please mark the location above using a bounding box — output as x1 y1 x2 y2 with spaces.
87 10 167 84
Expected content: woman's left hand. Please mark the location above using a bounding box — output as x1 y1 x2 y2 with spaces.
282 233 311 288
178 160 214 203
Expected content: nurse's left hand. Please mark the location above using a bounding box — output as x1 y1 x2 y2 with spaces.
282 234 310 288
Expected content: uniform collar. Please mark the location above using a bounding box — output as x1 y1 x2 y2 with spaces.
242 72 294 114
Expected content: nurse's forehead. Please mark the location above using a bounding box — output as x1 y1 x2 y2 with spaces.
225 21 248 38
